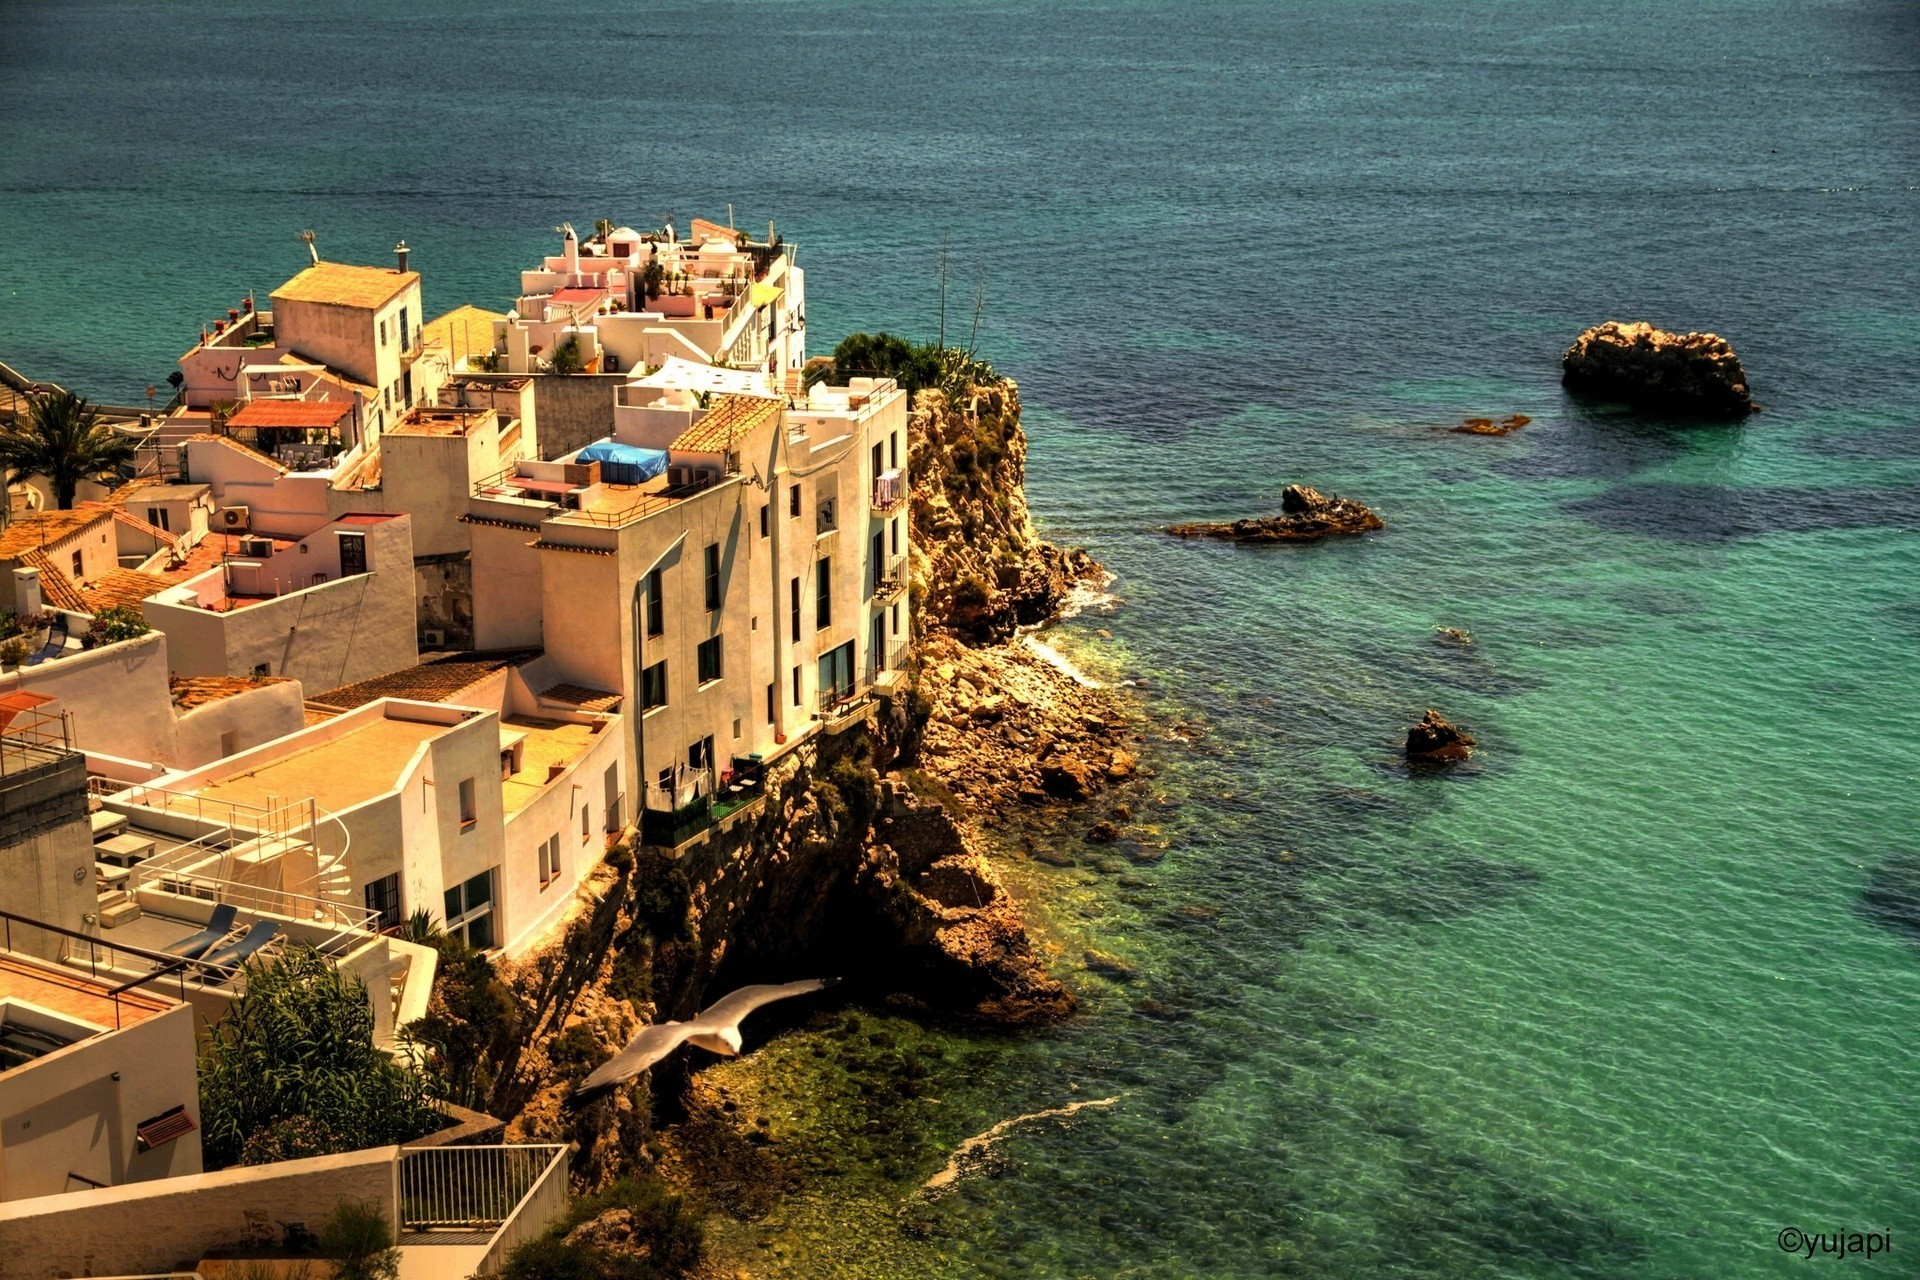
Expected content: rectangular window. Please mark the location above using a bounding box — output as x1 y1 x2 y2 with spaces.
690 735 714 773
646 568 664 637
816 556 832 629
789 484 801 518
891 516 900 557
789 576 800 642
657 766 674 803
443 868 495 948
71 550 83 577
704 542 721 610
379 318 388 347
817 496 837 534
766 682 776 724
871 443 884 481
399 306 410 349
252 662 272 678
147 506 170 532
641 660 668 710
697 635 723 684
364 872 402 932
792 665 802 706
889 431 899 470
338 531 368 576
539 833 560 887
759 505 770 538
581 803 591 843
458 777 477 826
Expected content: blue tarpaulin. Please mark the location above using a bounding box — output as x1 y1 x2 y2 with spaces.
576 441 668 486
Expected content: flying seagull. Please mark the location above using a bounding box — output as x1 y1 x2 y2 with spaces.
578 978 838 1093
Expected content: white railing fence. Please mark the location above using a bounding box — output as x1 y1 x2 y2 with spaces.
399 1143 567 1233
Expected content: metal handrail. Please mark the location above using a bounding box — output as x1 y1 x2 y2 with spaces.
399 1143 567 1231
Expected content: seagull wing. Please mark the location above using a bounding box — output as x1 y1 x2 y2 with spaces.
580 1019 697 1092
687 978 839 1035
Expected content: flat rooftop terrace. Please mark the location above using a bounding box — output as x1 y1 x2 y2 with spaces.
190 714 448 812
0 952 172 1030
501 716 600 815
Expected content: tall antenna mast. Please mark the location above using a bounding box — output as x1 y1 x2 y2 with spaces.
298 229 319 265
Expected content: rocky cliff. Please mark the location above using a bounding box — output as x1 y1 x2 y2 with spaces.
1562 320 1756 417
419 374 1115 1194
908 382 1099 642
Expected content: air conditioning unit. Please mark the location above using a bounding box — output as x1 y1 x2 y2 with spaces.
421 629 445 648
222 505 251 532
667 465 692 489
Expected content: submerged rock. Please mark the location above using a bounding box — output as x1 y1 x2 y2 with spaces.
1406 708 1475 762
1450 414 1530 436
1165 485 1384 542
1562 321 1756 417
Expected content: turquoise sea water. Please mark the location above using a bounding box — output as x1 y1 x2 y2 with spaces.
5 2 1919 1275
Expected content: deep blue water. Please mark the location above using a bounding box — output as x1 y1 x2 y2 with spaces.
5 2 1920 1276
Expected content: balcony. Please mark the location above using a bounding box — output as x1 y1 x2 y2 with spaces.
816 678 871 729
639 761 765 849
874 555 907 602
872 468 906 512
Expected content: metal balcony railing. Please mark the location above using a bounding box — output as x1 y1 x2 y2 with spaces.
399 1143 568 1234
874 555 907 601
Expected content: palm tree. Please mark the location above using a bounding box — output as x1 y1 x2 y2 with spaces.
0 388 136 509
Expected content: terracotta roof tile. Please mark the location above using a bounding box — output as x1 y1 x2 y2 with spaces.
170 674 289 711
19 550 87 612
672 394 781 453
226 400 355 430
77 569 172 613
538 682 622 713
0 506 115 561
271 262 418 310
309 649 542 711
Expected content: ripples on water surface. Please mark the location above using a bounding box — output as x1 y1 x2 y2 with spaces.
3 0 1918 1274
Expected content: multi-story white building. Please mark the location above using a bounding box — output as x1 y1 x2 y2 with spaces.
490 218 807 383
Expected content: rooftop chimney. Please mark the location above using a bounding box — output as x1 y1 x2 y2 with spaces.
395 240 410 274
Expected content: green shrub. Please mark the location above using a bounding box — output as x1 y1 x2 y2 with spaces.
402 925 519 1111
91 605 150 644
317 1200 399 1280
0 637 28 666
952 575 990 609
549 337 585 375
197 944 445 1168
501 1175 703 1280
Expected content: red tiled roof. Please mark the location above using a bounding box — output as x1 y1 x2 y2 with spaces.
550 287 605 308
0 505 115 561
77 569 172 613
148 532 297 585
309 650 542 711
170 675 288 711
226 400 354 430
19 550 87 611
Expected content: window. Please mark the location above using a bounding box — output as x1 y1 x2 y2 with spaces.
338 531 368 576
871 442 884 480
539 834 561 887
816 557 832 629
252 662 271 678
641 660 668 710
792 665 802 706
788 484 800 518
889 431 899 470
891 602 900 638
646 568 664 637
891 516 900 557
657 766 674 800
697 636 722 684
443 869 495 948
458 777 478 827
817 496 837 534
379 318 388 347
70 550 83 577
766 682 776 724
704 543 721 610
732 717 741 739
365 873 402 931
399 306 410 349
690 735 714 774
147 506 170 532
581 803 592 843
789 576 800 642
759 505 770 538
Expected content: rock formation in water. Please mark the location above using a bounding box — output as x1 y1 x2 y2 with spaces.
1165 484 1384 542
1405 708 1475 763
1562 321 1756 417
1449 414 1530 436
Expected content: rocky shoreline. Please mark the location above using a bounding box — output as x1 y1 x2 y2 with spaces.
412 373 1127 1221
